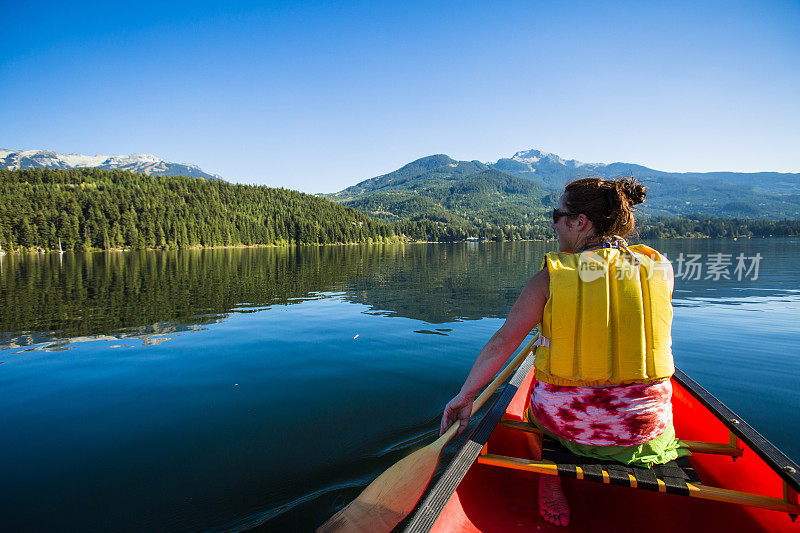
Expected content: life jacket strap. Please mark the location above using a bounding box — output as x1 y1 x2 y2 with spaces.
533 335 550 348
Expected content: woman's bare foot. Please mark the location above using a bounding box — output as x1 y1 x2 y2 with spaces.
539 476 570 526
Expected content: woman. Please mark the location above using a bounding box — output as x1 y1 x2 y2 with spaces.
439 177 685 527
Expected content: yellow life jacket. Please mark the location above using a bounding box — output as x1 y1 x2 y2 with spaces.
533 244 674 387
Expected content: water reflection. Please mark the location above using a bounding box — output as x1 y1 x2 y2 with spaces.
0 247 353 351
4 320 220 353
1 239 797 352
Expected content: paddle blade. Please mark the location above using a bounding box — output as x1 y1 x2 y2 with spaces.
317 439 445 533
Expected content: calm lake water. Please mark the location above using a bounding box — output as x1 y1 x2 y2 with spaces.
1 239 798 531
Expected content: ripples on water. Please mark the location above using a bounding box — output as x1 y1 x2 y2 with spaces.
0 239 798 531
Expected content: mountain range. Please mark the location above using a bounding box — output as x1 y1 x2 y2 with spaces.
5 148 799 223
329 149 800 221
493 149 800 195
0 149 222 181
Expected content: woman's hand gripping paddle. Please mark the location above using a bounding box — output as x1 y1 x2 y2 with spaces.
317 333 540 533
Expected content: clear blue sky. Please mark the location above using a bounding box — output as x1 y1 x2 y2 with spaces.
1 0 798 193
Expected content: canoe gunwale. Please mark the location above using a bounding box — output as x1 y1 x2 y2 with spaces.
673 369 800 493
403 351 537 532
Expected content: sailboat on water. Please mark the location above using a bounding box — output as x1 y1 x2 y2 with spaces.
57 239 64 255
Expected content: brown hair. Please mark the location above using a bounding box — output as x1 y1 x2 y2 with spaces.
563 177 646 238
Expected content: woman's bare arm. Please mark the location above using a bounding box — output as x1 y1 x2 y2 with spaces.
440 268 550 435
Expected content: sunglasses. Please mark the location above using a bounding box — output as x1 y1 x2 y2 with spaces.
552 208 581 223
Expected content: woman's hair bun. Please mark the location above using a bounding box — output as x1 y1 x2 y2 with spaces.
563 175 646 237
616 177 646 206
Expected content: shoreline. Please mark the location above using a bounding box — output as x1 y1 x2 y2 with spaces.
0 235 790 256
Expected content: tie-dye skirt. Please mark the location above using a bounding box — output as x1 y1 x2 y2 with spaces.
527 379 689 467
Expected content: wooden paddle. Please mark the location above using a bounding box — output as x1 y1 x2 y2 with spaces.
317 333 540 533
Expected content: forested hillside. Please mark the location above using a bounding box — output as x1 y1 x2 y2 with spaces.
0 168 401 251
329 156 554 240
637 216 800 238
3 166 798 254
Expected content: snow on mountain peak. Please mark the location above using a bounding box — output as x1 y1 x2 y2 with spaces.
504 149 604 169
511 149 564 165
0 149 221 180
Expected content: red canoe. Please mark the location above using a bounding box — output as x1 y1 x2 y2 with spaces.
404 357 800 532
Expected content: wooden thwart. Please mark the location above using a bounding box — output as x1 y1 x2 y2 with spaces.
498 418 542 434
498 419 744 457
681 439 743 457
476 452 800 515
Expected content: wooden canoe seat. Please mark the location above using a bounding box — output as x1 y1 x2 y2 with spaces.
477 420 800 518
543 431 700 495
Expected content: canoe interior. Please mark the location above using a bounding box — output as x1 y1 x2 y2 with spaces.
429 369 799 532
